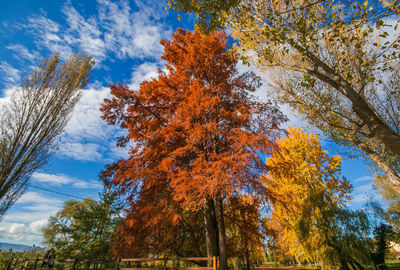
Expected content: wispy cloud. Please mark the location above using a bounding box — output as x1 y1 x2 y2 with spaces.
0 62 20 85
6 44 40 64
62 87 111 141
2 192 62 224
0 192 62 244
23 0 170 62
57 142 104 162
26 16 73 59
96 0 169 60
56 86 129 162
17 191 62 205
62 4 106 60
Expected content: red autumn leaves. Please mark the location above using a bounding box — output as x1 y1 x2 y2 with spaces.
100 29 286 262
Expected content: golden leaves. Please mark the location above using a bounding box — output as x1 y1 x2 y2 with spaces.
262 127 352 261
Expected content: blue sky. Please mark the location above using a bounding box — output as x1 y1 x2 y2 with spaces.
0 0 380 246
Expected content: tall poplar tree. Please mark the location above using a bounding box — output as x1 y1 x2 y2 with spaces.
0 53 94 218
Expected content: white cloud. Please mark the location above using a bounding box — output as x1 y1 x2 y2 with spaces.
9 223 25 234
1 192 62 224
26 16 73 59
32 172 102 189
55 85 129 162
0 87 16 105
236 59 309 131
0 219 48 243
351 183 380 205
353 175 374 183
130 61 163 89
63 87 111 141
57 142 103 161
17 191 62 205
32 172 72 186
55 86 115 161
97 0 169 60
29 219 48 235
62 4 106 60
55 81 130 162
5 0 173 163
72 180 102 189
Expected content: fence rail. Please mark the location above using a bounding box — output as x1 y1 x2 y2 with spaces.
5 256 219 270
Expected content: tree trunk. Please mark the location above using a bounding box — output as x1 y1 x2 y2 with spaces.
245 248 250 270
326 240 351 270
232 258 240 270
294 43 400 157
350 259 364 270
204 198 219 261
338 256 350 270
359 143 400 193
215 197 228 270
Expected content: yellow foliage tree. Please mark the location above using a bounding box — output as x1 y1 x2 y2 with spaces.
262 127 369 269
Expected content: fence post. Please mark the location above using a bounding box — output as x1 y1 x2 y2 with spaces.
213 256 216 270
5 257 13 270
163 258 167 270
22 259 29 270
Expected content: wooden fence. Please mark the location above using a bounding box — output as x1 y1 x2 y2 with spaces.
5 256 219 270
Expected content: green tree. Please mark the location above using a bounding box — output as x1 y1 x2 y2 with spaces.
371 223 394 268
42 189 122 259
0 53 94 218
167 0 400 193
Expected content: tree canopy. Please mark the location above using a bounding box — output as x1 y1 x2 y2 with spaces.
100 29 286 269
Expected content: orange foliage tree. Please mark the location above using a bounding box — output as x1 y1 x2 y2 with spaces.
100 29 286 268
